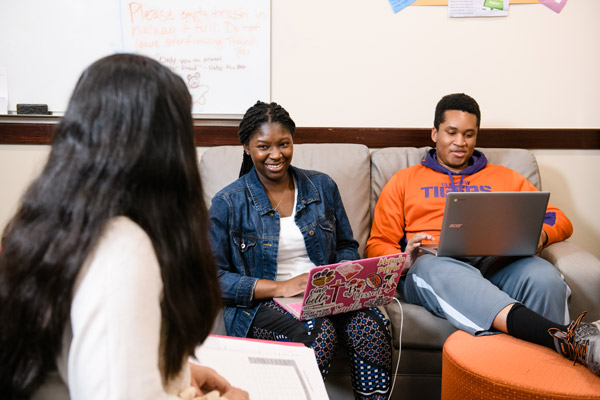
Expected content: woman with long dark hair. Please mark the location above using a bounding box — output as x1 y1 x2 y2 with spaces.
0 54 247 400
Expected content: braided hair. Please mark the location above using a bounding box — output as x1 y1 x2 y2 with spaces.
238 101 296 177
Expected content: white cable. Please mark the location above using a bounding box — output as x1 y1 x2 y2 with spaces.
387 297 403 400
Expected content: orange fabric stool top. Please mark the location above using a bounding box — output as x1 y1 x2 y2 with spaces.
442 330 600 399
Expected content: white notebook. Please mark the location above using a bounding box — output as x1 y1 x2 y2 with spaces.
194 335 329 400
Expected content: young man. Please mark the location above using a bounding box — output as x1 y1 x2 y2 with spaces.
366 93 600 377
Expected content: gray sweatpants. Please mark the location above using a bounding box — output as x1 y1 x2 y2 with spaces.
402 254 571 335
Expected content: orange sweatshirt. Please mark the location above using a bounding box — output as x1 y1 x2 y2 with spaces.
365 149 573 257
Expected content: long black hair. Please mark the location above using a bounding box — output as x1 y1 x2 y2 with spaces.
238 101 296 177
0 54 221 397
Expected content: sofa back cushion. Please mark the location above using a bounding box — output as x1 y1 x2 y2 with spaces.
200 143 372 256
370 147 542 219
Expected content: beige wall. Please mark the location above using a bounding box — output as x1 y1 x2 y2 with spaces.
0 145 50 230
531 150 600 259
272 1 600 128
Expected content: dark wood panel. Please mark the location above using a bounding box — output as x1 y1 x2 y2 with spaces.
1 120 599 149
0 122 55 144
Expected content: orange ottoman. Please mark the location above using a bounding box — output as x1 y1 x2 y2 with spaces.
442 330 600 399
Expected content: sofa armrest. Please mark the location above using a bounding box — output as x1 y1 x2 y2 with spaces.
540 241 600 321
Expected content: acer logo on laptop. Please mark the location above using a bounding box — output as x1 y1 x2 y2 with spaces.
449 224 463 228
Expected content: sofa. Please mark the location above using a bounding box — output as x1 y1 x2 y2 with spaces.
199 144 600 400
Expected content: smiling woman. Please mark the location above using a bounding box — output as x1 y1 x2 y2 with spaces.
207 101 394 400
243 121 295 215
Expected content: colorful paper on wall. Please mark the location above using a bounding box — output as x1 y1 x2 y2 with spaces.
388 0 419 12
411 0 447 4
484 0 504 10
537 0 567 13
448 0 509 17
412 0 538 4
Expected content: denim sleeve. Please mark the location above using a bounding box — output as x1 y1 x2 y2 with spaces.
209 195 257 307
330 178 360 262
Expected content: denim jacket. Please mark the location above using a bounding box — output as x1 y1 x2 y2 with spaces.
209 165 359 337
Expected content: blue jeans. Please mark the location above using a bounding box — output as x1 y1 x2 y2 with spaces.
402 254 571 335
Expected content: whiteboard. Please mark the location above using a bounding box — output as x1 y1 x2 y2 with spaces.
0 0 270 116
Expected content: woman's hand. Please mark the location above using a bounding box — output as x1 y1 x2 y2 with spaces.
189 363 249 400
254 273 309 299
404 232 435 270
278 273 309 297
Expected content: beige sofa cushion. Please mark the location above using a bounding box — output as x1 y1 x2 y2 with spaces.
199 143 372 256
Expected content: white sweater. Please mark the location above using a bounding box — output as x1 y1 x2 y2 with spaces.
33 217 189 400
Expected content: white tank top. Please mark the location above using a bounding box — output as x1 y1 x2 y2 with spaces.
276 176 317 281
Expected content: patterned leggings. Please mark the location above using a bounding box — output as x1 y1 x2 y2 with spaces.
249 300 392 400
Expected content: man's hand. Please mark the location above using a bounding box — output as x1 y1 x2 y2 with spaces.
189 363 249 400
405 232 435 270
537 229 548 254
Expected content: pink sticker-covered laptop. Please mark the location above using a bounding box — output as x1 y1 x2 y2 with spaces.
274 253 406 320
